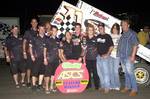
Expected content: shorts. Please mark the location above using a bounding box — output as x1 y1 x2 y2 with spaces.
32 58 45 77
24 55 33 69
45 60 59 77
10 60 26 74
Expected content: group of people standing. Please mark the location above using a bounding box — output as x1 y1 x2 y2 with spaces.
4 18 139 96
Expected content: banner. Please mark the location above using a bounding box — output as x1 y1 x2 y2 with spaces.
51 1 82 36
54 60 89 93
76 0 150 62
137 44 150 62
0 17 20 58
51 0 150 67
76 0 121 34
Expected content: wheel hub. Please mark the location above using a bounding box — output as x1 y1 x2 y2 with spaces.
134 68 149 84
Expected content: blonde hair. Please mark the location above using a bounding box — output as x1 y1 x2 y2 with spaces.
86 24 95 35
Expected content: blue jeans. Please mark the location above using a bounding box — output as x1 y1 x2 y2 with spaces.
96 55 111 89
110 57 121 89
121 58 137 91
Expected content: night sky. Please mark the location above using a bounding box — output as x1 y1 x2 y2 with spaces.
0 0 149 32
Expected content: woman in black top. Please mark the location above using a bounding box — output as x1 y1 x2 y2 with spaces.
85 25 99 90
60 31 73 62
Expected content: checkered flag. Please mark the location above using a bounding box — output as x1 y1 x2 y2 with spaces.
59 15 76 34
0 22 10 41
51 1 82 36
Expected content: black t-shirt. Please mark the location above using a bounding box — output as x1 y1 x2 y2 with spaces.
96 33 114 56
61 41 73 60
23 29 37 53
23 29 37 41
44 36 60 62
5 35 23 61
86 36 98 60
72 34 82 59
30 35 46 58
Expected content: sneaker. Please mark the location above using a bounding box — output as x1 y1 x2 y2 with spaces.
121 88 129 93
129 91 137 96
26 83 31 88
21 82 26 87
51 89 57 93
37 85 43 91
86 86 91 90
86 87 93 91
45 90 51 94
99 88 104 92
114 88 120 91
16 84 20 88
104 89 109 94
32 86 37 91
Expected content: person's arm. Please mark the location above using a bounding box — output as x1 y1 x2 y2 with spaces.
78 46 86 63
43 47 48 65
102 35 114 58
4 47 10 62
59 42 67 62
59 49 66 62
137 32 140 42
107 35 114 56
130 45 138 63
130 32 139 63
23 31 29 59
29 43 35 62
107 46 114 55
3 39 10 62
147 32 150 44
102 46 114 58
23 39 27 59
80 49 86 63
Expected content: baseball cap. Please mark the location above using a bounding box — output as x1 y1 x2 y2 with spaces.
98 22 105 27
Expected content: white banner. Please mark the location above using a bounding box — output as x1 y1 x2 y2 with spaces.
51 0 150 62
76 0 121 34
76 0 150 62
137 44 150 62
51 1 82 35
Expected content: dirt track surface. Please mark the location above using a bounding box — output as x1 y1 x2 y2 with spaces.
0 64 150 99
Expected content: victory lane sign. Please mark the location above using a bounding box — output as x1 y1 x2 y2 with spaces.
54 60 89 93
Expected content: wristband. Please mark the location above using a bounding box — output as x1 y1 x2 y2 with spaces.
6 56 9 58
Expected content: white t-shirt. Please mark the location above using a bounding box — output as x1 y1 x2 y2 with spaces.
110 34 121 58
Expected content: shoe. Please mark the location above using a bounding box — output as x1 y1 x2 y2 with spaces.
45 90 51 94
129 91 137 96
87 88 93 91
16 84 20 88
104 89 109 94
51 89 57 93
121 88 129 93
99 88 104 92
21 82 26 87
86 86 91 89
95 87 99 90
26 83 31 88
32 86 37 91
37 85 43 91
114 88 120 91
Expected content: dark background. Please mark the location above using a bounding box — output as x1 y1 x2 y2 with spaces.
0 0 149 33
